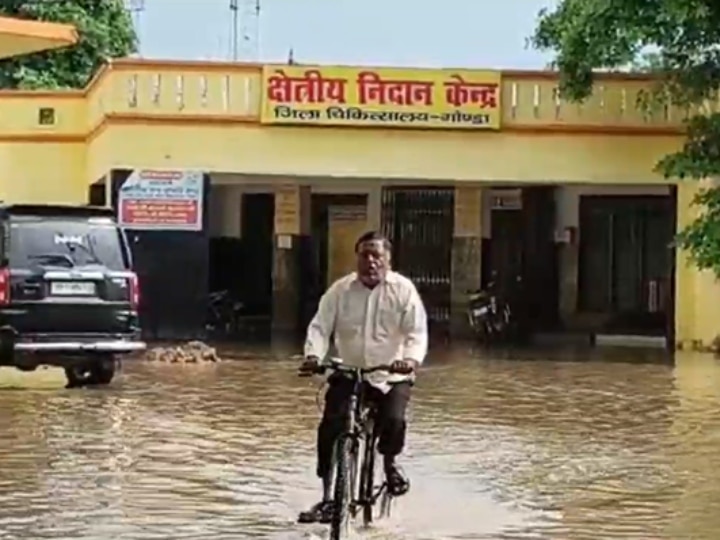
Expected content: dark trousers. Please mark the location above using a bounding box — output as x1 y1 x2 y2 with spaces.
316 374 412 478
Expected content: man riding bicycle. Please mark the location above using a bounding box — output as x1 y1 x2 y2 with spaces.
298 230 428 524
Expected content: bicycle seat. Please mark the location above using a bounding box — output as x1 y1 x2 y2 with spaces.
208 290 228 302
467 290 487 301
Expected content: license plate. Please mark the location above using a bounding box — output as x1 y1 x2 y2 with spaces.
473 307 488 317
50 281 95 296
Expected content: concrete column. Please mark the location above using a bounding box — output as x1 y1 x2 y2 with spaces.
450 186 483 338
675 183 695 348
367 184 382 230
271 184 311 338
556 188 580 325
220 186 242 238
675 180 720 350
558 246 579 319
208 185 242 238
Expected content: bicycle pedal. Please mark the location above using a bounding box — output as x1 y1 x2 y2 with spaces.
379 493 393 517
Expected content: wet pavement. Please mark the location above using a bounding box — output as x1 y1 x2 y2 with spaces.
0 345 719 539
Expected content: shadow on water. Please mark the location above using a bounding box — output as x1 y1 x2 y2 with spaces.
0 345 718 538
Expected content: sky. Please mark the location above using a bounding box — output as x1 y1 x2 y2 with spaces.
132 0 557 69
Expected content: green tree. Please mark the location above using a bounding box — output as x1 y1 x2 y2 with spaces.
532 0 720 276
0 0 137 89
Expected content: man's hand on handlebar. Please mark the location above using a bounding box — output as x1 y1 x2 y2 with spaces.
390 359 418 375
298 356 418 377
298 355 321 376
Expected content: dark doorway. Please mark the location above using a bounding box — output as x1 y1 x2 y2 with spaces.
88 180 105 206
381 187 454 330
487 186 559 332
489 209 523 289
521 186 559 329
240 193 274 319
578 194 675 336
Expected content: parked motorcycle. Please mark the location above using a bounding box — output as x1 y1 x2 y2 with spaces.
466 275 519 345
205 290 244 337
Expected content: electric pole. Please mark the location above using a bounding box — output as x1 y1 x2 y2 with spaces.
229 0 239 61
229 0 260 61
125 0 145 55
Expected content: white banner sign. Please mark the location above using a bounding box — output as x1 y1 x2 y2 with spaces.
118 169 204 231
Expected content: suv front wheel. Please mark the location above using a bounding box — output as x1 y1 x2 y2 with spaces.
65 355 117 388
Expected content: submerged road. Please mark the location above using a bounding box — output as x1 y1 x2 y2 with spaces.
0 346 717 539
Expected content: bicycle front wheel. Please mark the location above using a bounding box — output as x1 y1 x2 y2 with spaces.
330 436 356 540
360 428 377 526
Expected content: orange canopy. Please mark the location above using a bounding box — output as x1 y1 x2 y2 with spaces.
0 16 78 59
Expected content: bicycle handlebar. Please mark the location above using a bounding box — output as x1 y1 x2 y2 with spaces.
298 358 410 377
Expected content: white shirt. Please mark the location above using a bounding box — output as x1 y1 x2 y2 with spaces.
304 270 428 392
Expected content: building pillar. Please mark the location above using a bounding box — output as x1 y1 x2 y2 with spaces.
675 181 720 350
556 187 580 325
450 186 483 338
675 182 696 348
272 184 311 338
558 245 579 320
367 184 382 230
208 185 242 238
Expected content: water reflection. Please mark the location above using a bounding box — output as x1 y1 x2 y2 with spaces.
0 348 719 538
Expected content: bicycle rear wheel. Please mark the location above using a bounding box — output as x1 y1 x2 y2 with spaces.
330 436 356 540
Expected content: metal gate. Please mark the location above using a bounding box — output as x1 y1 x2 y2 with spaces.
381 187 454 326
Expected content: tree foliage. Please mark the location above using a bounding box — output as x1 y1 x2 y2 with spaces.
0 0 137 89
532 0 720 275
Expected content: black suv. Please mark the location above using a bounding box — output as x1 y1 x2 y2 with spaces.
0 204 145 387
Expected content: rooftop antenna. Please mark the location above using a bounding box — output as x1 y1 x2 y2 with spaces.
229 0 239 61
229 0 260 61
125 0 145 55
252 0 260 60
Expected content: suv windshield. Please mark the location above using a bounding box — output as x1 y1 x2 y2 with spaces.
8 218 130 271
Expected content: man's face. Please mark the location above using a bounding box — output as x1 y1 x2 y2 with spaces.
356 239 389 286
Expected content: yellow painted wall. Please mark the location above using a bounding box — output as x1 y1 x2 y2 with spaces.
87 124 682 185
0 94 86 203
0 59 712 346
0 61 690 193
0 141 86 204
0 94 85 136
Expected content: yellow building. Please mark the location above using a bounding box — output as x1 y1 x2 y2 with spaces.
0 55 715 347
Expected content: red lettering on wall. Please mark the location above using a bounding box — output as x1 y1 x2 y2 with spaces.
444 75 498 108
266 69 347 104
357 71 435 106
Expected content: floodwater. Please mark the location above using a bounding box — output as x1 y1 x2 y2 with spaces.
0 346 719 539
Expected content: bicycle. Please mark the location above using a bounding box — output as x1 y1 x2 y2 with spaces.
205 290 243 337
299 360 409 540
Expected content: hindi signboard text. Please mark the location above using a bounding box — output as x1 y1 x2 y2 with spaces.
260 65 501 129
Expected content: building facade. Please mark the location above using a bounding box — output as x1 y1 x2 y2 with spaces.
0 57 713 348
